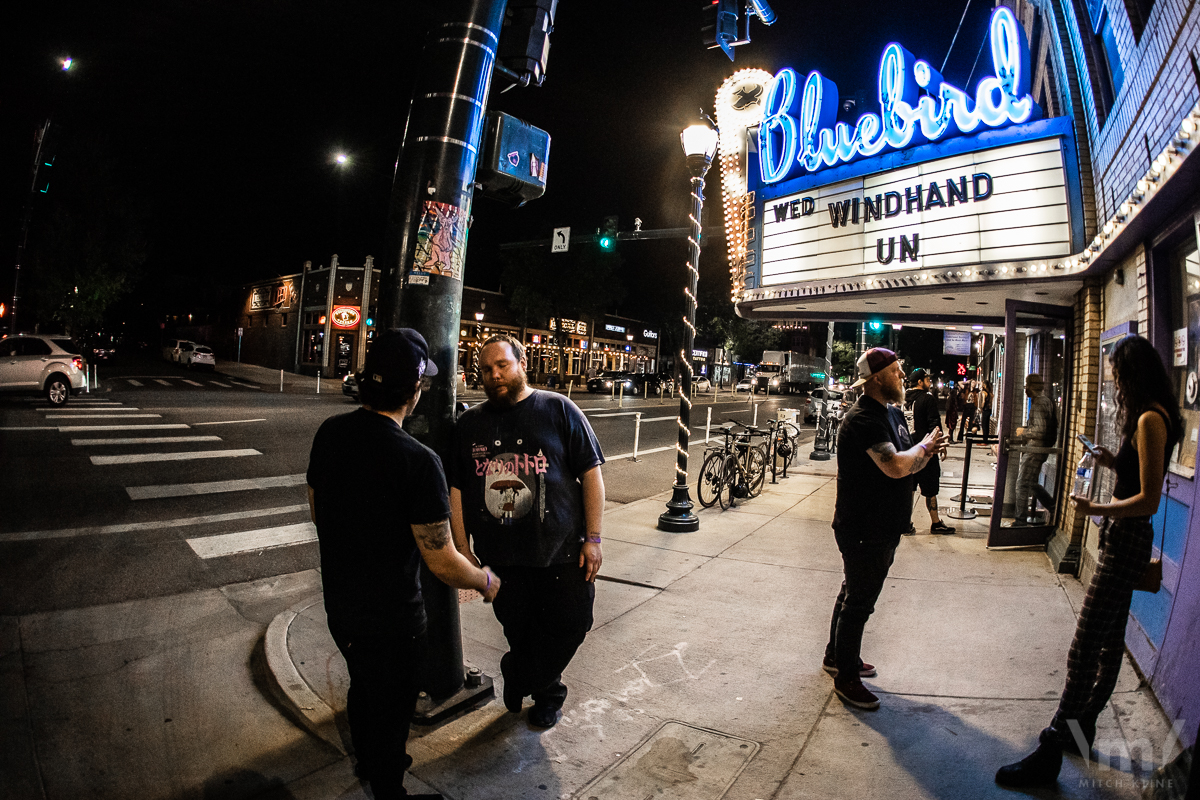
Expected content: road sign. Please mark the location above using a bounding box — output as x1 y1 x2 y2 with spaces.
552 226 570 253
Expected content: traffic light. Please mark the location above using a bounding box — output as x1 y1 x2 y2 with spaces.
30 121 61 195
498 0 558 87
599 216 617 251
701 0 740 61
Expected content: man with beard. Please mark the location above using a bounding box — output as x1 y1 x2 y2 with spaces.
449 333 605 728
825 348 946 710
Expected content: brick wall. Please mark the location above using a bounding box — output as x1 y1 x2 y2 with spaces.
1061 277 1105 538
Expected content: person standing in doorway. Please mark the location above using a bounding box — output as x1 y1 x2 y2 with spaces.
906 369 955 534
957 381 978 441
1011 373 1058 524
944 384 961 441
997 335 1181 787
449 333 605 729
307 328 500 800
825 348 947 710
979 380 994 438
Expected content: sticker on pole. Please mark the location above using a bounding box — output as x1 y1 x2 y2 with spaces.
409 200 467 283
506 151 520 167
552 226 570 253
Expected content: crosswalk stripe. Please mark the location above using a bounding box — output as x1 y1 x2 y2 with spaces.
230 381 261 390
187 522 316 559
127 379 144 386
57 424 190 431
182 380 204 386
605 445 675 460
71 436 221 446
0 504 309 542
153 379 171 386
45 414 161 419
126 473 307 500
191 418 267 426
89 448 261 465
209 381 232 388
47 407 141 412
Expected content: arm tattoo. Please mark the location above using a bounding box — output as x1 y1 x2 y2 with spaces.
413 521 451 550
869 442 896 463
908 452 931 475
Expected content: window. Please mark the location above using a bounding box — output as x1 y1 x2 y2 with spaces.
50 338 82 354
282 314 288 327
21 338 53 356
1168 238 1200 477
1085 0 1124 117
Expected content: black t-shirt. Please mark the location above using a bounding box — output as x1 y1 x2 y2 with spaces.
833 395 914 539
449 390 604 567
911 389 941 440
306 408 451 634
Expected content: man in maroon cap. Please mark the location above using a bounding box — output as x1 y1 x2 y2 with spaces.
824 348 947 710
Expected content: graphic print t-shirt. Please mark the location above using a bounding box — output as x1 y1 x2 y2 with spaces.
450 390 605 567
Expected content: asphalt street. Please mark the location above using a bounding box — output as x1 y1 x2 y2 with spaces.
0 351 813 617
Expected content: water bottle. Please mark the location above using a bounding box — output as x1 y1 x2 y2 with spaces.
1074 451 1094 497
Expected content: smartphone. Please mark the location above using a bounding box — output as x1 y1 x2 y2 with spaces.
1076 433 1099 454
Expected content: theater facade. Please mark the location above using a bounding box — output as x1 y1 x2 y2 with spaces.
715 0 1200 746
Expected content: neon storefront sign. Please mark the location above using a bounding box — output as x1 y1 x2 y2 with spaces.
759 6 1039 184
331 306 361 329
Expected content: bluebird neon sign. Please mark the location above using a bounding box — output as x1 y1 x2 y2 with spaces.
759 7 1040 184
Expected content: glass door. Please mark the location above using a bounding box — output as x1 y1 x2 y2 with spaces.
988 300 1073 547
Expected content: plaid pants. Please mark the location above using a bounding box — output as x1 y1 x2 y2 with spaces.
1048 516 1153 741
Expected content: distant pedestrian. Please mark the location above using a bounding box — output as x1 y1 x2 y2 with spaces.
979 380 994 437
944 384 960 437
906 369 955 535
956 381 978 441
997 335 1181 787
307 328 499 800
826 348 947 710
449 333 605 729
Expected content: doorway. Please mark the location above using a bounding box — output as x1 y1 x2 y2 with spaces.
334 333 355 377
988 300 1073 547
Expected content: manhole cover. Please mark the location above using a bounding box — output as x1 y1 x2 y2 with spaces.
575 720 759 799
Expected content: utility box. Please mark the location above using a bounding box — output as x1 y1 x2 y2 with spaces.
477 111 550 207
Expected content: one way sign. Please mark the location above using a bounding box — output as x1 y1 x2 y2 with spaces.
552 227 570 253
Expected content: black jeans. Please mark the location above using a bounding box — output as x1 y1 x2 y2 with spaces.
826 532 898 678
327 619 424 798
492 562 595 709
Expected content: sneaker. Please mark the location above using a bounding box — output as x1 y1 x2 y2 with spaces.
500 653 523 713
528 701 562 729
822 656 877 678
930 521 956 534
833 679 880 710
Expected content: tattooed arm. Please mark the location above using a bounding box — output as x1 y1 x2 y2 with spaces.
413 518 499 602
867 428 946 479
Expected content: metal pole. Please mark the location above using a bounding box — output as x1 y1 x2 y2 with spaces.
706 406 712 444
280 369 284 393
376 0 507 706
567 380 572 400
633 412 642 461
316 369 321 394
659 150 711 532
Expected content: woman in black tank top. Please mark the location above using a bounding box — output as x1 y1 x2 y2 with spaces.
997 335 1182 788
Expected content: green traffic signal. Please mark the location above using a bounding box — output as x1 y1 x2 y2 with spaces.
599 235 615 250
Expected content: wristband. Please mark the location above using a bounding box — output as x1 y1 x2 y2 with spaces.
918 443 928 457
485 571 491 591
586 535 602 543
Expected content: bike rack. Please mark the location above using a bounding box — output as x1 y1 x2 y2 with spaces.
946 431 995 521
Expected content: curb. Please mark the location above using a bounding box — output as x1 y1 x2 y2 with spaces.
263 594 347 755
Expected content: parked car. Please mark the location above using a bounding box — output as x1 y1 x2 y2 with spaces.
185 344 216 370
629 372 674 395
162 339 193 363
0 334 87 405
692 377 712 393
342 373 359 399
586 371 636 393
90 345 116 362
805 387 846 423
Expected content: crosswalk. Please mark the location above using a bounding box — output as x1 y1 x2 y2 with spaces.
112 376 258 391
7 399 310 562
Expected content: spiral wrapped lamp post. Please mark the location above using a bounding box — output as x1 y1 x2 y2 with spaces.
659 122 719 532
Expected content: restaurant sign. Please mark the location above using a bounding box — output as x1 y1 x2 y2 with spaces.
331 306 361 329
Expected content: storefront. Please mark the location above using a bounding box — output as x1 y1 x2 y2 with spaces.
712 0 1200 740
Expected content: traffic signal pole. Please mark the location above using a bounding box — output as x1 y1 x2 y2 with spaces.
376 0 507 721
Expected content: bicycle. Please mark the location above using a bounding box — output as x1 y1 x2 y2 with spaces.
764 417 802 476
696 423 769 508
814 403 846 454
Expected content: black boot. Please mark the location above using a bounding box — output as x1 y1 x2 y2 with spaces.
995 741 1063 787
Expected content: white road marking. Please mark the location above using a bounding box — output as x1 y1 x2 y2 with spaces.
187 522 316 559
190 418 267 426
0 426 58 431
89 448 261 465
0 504 309 543
587 412 679 422
182 379 203 386
45 414 161 419
71 436 221 446
56 424 190 431
605 445 675 460
230 381 261 390
46 407 141 412
153 379 171 386
209 381 232 388
126 473 307 501
127 379 144 386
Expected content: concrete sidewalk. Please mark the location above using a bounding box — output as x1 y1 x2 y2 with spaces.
262 455 1183 800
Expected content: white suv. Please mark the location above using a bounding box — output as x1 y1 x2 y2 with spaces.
0 334 88 405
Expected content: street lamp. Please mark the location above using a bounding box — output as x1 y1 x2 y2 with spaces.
659 120 718 532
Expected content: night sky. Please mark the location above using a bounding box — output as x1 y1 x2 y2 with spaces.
2 0 1000 330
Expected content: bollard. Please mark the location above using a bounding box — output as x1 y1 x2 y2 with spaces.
84 367 89 393
659 384 664 405
317 369 321 394
752 401 758 428
567 380 573 400
611 380 615 400
632 412 642 461
619 381 624 403
280 369 284 393
706 406 712 443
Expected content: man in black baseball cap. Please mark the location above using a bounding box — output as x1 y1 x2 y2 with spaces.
307 328 496 799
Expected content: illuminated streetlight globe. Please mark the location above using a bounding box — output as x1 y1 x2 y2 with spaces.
61 58 73 71
680 124 718 160
334 153 349 165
